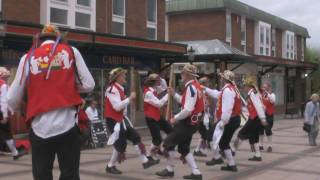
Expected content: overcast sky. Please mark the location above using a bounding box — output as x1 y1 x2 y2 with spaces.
239 0 320 48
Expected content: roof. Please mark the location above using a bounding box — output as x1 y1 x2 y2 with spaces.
178 39 250 56
166 0 310 38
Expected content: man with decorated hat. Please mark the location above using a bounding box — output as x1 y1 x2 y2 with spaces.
234 75 267 162
0 67 25 160
104 67 159 175
156 64 204 180
7 24 95 180
201 70 242 172
143 73 172 163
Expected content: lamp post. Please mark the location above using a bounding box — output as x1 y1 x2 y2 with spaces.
187 46 195 64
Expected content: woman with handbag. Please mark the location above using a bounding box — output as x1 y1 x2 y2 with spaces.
304 94 320 146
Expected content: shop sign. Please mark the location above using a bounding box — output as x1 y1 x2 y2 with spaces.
103 56 135 66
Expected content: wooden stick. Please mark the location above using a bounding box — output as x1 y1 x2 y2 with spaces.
166 65 174 121
129 67 136 124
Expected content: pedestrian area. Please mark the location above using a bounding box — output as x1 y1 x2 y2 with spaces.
0 118 319 180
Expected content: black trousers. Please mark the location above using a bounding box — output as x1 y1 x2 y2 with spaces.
197 122 208 141
29 126 80 180
238 117 262 145
163 119 198 156
145 117 173 146
0 112 13 141
106 118 141 153
219 116 241 150
259 114 274 136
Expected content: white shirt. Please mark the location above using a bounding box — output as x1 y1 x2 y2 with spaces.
85 106 99 121
7 40 95 139
248 89 266 120
204 87 221 99
156 78 168 94
144 87 168 108
173 80 198 121
264 92 276 104
105 83 130 116
220 84 237 123
0 83 9 118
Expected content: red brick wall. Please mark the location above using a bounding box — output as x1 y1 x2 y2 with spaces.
96 0 107 33
231 14 241 50
276 28 283 58
157 0 165 41
246 18 254 55
2 0 40 24
168 11 226 41
125 0 147 38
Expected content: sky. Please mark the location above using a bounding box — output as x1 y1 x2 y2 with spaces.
239 0 320 48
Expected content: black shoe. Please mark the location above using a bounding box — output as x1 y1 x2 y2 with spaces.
147 156 160 164
248 156 262 161
13 150 28 160
206 158 223 166
221 165 238 172
143 158 159 169
106 166 122 174
232 150 236 157
183 173 202 180
267 146 272 152
259 146 264 151
156 169 174 177
194 151 207 157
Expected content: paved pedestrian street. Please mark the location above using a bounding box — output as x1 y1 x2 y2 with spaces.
0 118 320 180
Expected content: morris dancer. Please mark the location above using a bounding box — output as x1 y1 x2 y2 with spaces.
0 67 25 160
156 64 204 180
234 76 267 161
259 83 276 152
7 24 95 180
105 68 158 175
204 70 241 172
143 73 172 162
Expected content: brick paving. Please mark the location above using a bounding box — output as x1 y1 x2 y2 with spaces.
0 118 319 180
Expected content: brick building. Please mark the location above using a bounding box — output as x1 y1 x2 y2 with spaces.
0 0 186 132
166 0 318 114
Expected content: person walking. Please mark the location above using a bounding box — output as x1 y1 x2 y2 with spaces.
304 94 320 146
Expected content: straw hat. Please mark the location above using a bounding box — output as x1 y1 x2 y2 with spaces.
146 73 159 82
0 67 10 78
243 75 257 87
182 64 199 77
219 70 235 82
109 67 127 82
40 24 60 38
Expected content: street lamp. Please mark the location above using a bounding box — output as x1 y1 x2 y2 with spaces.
187 46 195 63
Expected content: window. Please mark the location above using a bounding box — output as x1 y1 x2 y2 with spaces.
42 0 96 31
294 36 297 60
112 0 125 35
282 31 295 60
77 0 90 6
271 28 276 57
147 0 157 40
226 11 232 45
241 16 246 53
301 38 305 61
258 22 271 56
50 8 68 25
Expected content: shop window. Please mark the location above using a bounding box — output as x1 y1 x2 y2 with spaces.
287 78 295 103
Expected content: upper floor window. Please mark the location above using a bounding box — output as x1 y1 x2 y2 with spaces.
112 0 125 35
226 11 232 46
301 38 305 61
258 22 271 56
282 31 295 60
147 0 157 40
294 36 297 60
42 0 96 31
271 28 276 57
241 16 246 52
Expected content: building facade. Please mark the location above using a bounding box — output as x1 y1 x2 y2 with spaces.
166 0 316 114
0 0 186 132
